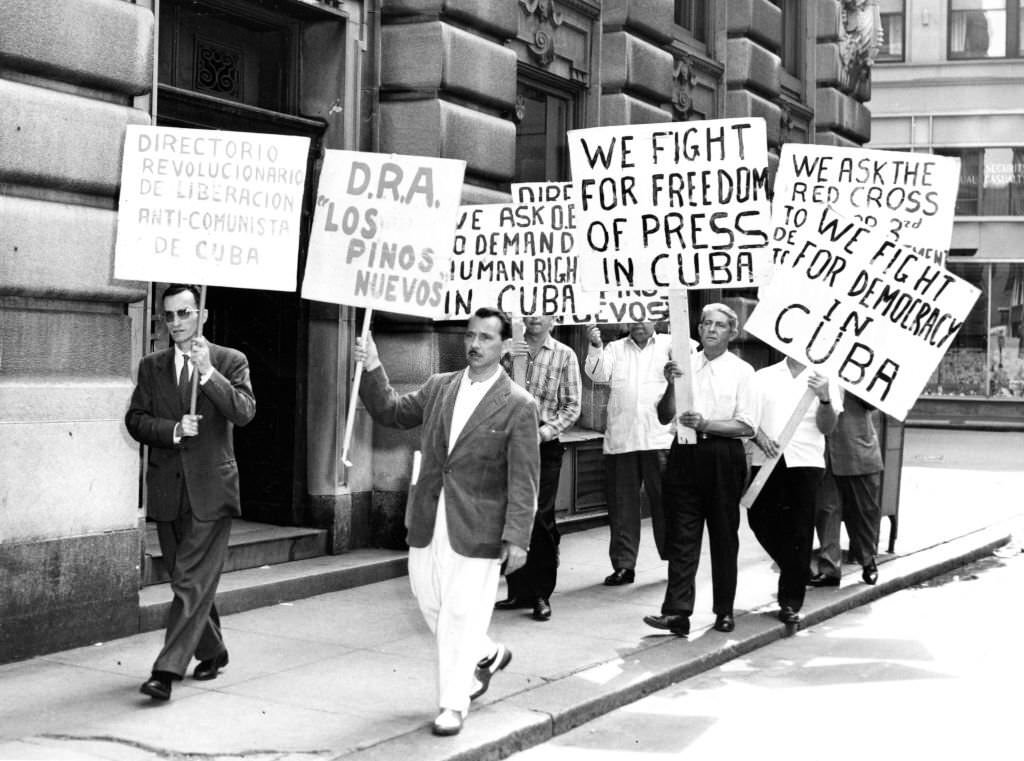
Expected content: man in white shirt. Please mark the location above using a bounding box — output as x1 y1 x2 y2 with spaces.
643 304 756 636
749 356 841 624
585 322 673 585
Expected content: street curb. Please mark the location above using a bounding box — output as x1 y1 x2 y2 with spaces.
337 526 1010 761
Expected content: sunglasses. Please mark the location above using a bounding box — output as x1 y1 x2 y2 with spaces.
162 308 200 323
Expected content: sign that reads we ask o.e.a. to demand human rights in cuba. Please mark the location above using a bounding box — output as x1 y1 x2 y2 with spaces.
567 117 771 292
744 204 980 421
302 150 466 318
114 125 310 290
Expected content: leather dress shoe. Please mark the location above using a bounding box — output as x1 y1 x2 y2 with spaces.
643 614 690 636
431 708 464 736
778 606 801 625
808 573 841 588
603 568 635 586
713 613 735 633
140 673 172 701
494 596 532 611
862 561 878 586
470 643 512 700
532 597 552 621
193 650 229 681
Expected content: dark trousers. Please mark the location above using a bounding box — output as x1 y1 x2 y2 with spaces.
506 440 565 600
748 460 822 612
661 437 747 617
604 449 667 571
153 497 232 677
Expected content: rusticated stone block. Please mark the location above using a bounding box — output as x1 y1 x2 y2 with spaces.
726 90 782 145
602 0 675 44
0 195 145 302
727 0 781 50
0 80 149 195
600 93 672 126
817 0 842 42
0 0 153 96
602 31 674 101
726 38 781 96
814 131 862 149
382 0 518 37
816 41 843 87
380 99 515 181
382 21 516 109
0 530 139 664
815 87 871 142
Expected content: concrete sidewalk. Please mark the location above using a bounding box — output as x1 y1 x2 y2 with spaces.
2 429 1022 761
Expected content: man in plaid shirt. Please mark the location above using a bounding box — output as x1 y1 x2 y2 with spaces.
495 315 582 621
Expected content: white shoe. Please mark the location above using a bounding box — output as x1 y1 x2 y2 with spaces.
431 708 464 736
470 642 512 700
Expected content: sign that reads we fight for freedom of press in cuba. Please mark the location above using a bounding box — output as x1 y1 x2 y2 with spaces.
114 126 310 290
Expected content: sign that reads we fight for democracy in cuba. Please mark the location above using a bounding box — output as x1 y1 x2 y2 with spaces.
744 205 980 421
567 118 771 291
302 150 466 318
114 126 310 290
773 144 961 266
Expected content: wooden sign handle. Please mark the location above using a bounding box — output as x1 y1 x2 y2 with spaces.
668 289 696 445
341 308 373 468
739 387 817 509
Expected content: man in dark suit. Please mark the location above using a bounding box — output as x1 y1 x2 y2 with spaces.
355 306 539 737
126 283 255 701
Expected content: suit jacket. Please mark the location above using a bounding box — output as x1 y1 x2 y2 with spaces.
826 394 883 477
125 342 256 521
360 365 540 558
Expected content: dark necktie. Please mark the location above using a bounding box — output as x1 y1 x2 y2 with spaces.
178 355 190 411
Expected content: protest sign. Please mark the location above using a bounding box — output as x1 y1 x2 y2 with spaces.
302 150 466 318
443 201 669 324
567 118 771 291
773 145 960 266
744 205 980 420
114 126 310 290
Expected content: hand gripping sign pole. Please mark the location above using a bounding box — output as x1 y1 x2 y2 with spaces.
341 308 373 467
668 289 696 446
187 285 208 414
739 387 817 510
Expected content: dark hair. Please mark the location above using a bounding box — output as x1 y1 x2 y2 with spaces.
472 306 512 340
163 283 201 306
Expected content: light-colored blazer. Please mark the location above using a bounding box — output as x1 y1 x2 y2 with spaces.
360 366 540 558
126 343 256 521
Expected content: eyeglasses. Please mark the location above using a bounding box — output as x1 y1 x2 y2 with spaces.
700 320 731 331
162 308 199 323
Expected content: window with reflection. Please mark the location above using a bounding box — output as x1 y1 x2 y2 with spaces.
948 0 1024 59
926 262 1024 398
877 0 906 61
934 147 1024 215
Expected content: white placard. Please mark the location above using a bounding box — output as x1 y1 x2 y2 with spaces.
302 150 466 317
568 118 771 291
114 126 309 290
745 205 981 420
772 144 961 266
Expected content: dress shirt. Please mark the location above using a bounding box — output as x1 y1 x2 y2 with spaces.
504 335 582 441
682 349 758 435
750 360 844 468
449 367 502 452
585 333 673 454
174 347 212 386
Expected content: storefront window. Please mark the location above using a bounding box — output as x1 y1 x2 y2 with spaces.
934 147 1024 215
924 262 1024 398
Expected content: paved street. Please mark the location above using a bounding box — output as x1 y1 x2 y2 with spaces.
509 550 1024 761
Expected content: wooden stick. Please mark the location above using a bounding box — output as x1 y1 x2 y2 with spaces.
739 387 817 509
668 289 696 445
341 308 373 467
188 284 207 415
511 316 527 387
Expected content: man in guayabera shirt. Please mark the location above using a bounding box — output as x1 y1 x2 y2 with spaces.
495 315 581 622
585 322 673 586
644 304 756 637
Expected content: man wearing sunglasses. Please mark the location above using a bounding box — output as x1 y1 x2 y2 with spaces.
126 283 255 701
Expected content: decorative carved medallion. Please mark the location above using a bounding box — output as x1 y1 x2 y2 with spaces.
839 0 884 89
519 0 564 68
673 56 697 116
194 37 243 99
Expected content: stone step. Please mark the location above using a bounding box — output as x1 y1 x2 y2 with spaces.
142 519 329 586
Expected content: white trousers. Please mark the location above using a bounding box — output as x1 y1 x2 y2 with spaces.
408 494 501 714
